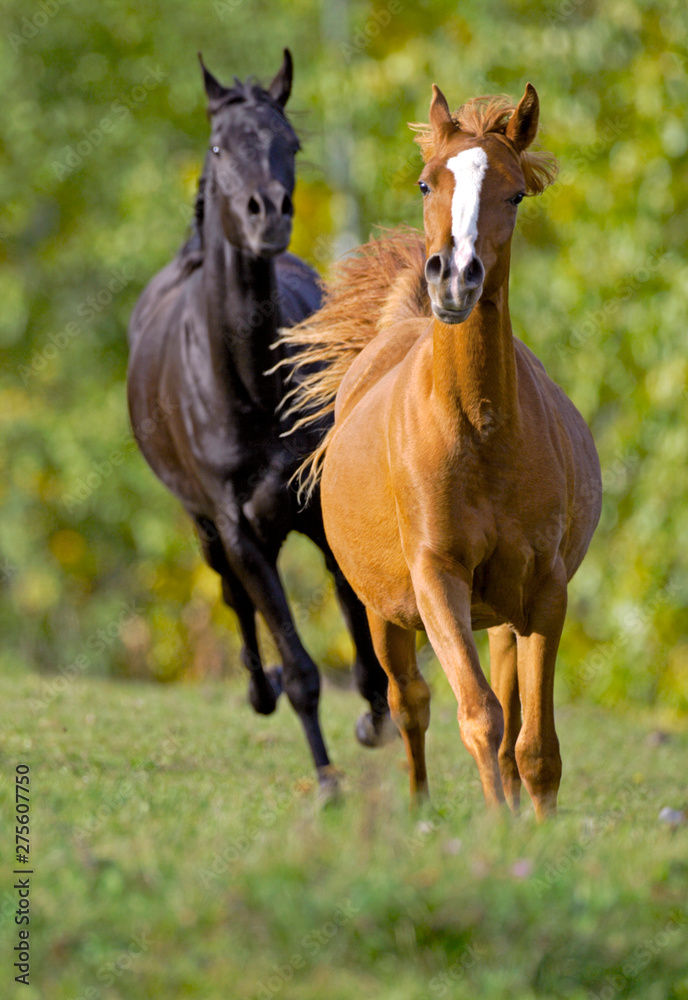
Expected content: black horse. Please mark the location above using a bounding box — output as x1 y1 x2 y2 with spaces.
127 50 391 793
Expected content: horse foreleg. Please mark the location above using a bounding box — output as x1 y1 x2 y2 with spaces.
221 576 283 715
515 569 567 821
215 512 335 793
195 517 279 714
329 559 394 747
488 624 522 813
412 553 505 810
366 610 430 804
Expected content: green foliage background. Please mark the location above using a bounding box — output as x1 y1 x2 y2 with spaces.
1 0 687 708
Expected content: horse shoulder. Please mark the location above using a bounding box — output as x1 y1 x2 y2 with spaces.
127 249 199 349
513 338 602 573
127 257 217 505
335 317 430 423
515 338 579 439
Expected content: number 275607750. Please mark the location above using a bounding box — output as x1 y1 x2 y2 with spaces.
15 765 30 864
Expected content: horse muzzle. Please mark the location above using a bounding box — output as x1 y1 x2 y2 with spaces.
244 185 294 257
247 220 293 258
425 248 484 324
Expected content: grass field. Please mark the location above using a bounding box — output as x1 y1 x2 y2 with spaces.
1 661 686 1000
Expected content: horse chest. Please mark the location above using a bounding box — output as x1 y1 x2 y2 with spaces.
469 542 535 632
394 444 566 632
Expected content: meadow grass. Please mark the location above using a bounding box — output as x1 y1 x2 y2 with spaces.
0 662 686 1000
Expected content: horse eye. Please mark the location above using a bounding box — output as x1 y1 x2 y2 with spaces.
418 181 430 196
211 146 220 156
510 192 525 206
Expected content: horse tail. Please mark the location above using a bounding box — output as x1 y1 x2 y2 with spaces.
274 226 429 502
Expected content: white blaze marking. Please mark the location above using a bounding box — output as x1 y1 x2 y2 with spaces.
446 147 489 271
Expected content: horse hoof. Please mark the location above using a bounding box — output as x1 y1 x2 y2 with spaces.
248 673 279 716
355 711 399 748
317 765 343 808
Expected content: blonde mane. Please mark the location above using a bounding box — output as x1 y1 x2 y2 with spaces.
278 95 559 502
276 228 429 501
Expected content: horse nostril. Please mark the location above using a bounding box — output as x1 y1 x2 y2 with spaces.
248 196 261 216
281 193 293 217
425 253 446 285
464 256 485 289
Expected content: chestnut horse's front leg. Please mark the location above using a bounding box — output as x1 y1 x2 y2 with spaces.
366 610 430 804
488 624 522 814
412 551 506 809
515 566 568 821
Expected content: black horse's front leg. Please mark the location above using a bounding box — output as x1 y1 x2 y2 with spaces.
332 567 397 748
215 505 337 794
195 515 279 715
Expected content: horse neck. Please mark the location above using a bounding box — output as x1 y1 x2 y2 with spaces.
201 204 282 413
431 261 519 440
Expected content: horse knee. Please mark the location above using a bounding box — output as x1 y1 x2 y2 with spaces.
283 666 321 716
459 696 504 762
515 730 561 799
389 675 430 732
499 743 519 779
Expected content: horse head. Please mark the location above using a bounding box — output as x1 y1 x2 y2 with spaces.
198 49 299 258
415 83 555 324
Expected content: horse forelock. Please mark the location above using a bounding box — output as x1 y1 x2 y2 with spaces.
410 94 558 196
207 78 293 126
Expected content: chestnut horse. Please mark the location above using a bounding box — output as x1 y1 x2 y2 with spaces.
281 84 601 819
127 51 392 796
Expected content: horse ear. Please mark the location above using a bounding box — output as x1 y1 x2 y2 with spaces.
429 84 453 136
506 83 539 152
198 53 227 105
268 48 293 107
